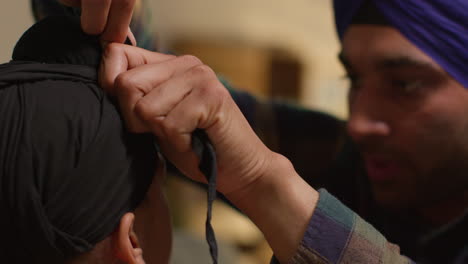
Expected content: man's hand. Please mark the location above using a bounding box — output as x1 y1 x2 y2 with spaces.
100 44 319 263
58 0 137 44
100 43 278 196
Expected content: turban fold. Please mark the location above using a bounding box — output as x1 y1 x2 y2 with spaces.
334 0 468 88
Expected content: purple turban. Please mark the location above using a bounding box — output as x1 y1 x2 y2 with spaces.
334 0 468 88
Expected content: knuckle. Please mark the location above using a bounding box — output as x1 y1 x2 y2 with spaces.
199 79 226 97
178 55 203 67
114 72 137 93
114 72 129 89
133 99 152 120
196 81 212 96
103 42 124 57
189 64 215 78
213 83 230 100
115 71 154 96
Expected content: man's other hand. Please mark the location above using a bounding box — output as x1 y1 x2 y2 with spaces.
58 0 137 44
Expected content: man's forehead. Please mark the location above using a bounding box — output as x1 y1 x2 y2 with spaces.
340 25 442 72
334 0 468 88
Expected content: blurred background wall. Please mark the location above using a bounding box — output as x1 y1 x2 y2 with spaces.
0 1 34 63
150 0 348 118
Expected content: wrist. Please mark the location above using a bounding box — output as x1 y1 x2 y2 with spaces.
224 152 291 206
225 153 319 263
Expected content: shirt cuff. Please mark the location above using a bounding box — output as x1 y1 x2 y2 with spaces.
288 189 413 264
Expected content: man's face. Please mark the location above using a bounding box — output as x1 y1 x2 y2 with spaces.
342 25 468 210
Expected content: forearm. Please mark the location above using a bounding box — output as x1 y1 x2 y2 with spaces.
225 153 319 263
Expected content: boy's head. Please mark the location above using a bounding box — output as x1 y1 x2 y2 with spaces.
0 16 171 263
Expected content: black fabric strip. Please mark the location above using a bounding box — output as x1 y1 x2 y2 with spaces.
192 129 219 264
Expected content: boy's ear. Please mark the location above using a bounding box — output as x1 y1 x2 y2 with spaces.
113 212 145 264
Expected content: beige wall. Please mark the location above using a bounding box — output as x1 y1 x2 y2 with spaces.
150 0 348 118
0 0 348 118
0 0 33 64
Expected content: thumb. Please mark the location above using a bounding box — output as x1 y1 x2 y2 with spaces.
99 43 174 94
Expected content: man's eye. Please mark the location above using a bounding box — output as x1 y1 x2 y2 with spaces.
391 79 424 94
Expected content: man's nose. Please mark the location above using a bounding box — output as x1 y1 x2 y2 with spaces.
347 93 390 143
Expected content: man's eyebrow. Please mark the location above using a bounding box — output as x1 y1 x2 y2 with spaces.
375 56 439 71
338 51 441 72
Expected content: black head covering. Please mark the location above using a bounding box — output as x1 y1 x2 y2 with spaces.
1 15 220 263
0 16 156 262
12 16 101 66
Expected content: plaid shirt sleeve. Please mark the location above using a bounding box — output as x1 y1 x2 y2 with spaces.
285 189 415 264
31 0 157 51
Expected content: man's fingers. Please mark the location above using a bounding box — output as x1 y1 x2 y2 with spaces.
80 0 112 35
125 55 203 94
132 71 194 124
135 64 221 148
111 55 204 131
99 43 175 93
157 91 206 153
146 96 207 182
101 0 136 43
140 68 229 182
